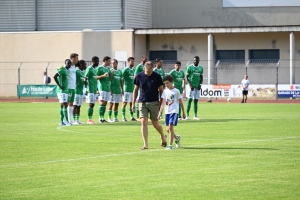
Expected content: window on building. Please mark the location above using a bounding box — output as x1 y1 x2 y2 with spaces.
149 50 177 61
216 50 245 62
249 49 280 62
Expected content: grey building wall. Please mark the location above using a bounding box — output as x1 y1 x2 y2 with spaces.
152 0 300 28
0 0 36 32
0 0 151 32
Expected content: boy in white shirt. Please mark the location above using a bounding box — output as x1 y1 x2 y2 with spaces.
158 75 186 150
241 75 250 103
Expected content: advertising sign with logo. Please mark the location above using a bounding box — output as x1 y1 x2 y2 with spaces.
17 85 57 97
278 85 300 98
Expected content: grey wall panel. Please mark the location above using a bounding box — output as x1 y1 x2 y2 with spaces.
37 0 122 31
125 0 151 28
0 0 36 32
152 0 300 28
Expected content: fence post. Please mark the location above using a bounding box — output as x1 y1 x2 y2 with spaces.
18 62 22 99
45 62 50 77
215 60 220 84
245 60 249 75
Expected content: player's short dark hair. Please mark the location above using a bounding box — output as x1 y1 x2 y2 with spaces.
92 56 99 62
103 56 111 62
163 75 174 83
194 56 200 60
155 58 162 63
70 53 78 59
127 57 134 62
112 59 118 64
79 60 86 65
65 59 71 63
175 61 181 65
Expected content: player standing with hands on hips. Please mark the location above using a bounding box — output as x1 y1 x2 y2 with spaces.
186 56 203 120
241 75 250 103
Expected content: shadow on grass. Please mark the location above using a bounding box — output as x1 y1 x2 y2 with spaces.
182 147 279 150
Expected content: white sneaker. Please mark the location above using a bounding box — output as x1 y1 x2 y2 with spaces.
193 117 200 120
175 135 181 148
108 118 114 123
77 121 82 124
72 121 80 125
113 118 119 122
165 145 173 150
185 116 189 120
65 122 72 126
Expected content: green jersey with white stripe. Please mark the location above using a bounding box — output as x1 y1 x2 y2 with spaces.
134 63 144 75
96 65 111 92
75 67 86 95
153 68 165 81
169 69 185 93
122 66 135 92
186 64 204 88
85 65 97 93
111 69 122 94
57 66 69 93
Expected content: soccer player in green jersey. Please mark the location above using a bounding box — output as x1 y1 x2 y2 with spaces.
107 59 124 122
169 61 186 119
96 56 112 123
73 60 87 125
85 56 99 124
68 53 79 124
134 55 148 119
122 57 136 122
186 56 204 120
154 58 165 81
154 58 165 118
53 59 72 126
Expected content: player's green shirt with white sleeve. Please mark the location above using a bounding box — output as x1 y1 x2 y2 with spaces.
85 65 97 105
75 67 86 95
122 67 135 93
153 68 165 81
134 63 144 76
169 69 185 94
57 66 69 94
96 65 111 92
111 69 122 94
186 64 204 88
85 66 97 94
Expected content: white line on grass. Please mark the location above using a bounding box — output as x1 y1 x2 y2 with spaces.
0 136 298 168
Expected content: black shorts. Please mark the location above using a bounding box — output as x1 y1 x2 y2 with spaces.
242 90 248 95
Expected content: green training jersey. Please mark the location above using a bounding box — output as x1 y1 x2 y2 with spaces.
186 64 204 88
154 68 165 81
122 66 134 92
75 67 85 95
85 65 97 93
96 65 111 92
169 69 185 93
111 68 122 94
134 63 144 75
57 66 69 93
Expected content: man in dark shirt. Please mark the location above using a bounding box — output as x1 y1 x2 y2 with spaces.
132 61 167 150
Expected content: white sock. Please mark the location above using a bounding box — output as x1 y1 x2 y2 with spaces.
68 106 73 122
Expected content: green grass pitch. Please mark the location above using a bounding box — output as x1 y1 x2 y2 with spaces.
0 102 299 199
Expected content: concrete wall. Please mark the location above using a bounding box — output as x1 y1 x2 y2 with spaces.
134 34 147 63
0 30 134 97
136 32 300 84
152 0 300 28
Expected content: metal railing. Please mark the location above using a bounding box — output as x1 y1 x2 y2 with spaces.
0 60 299 97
